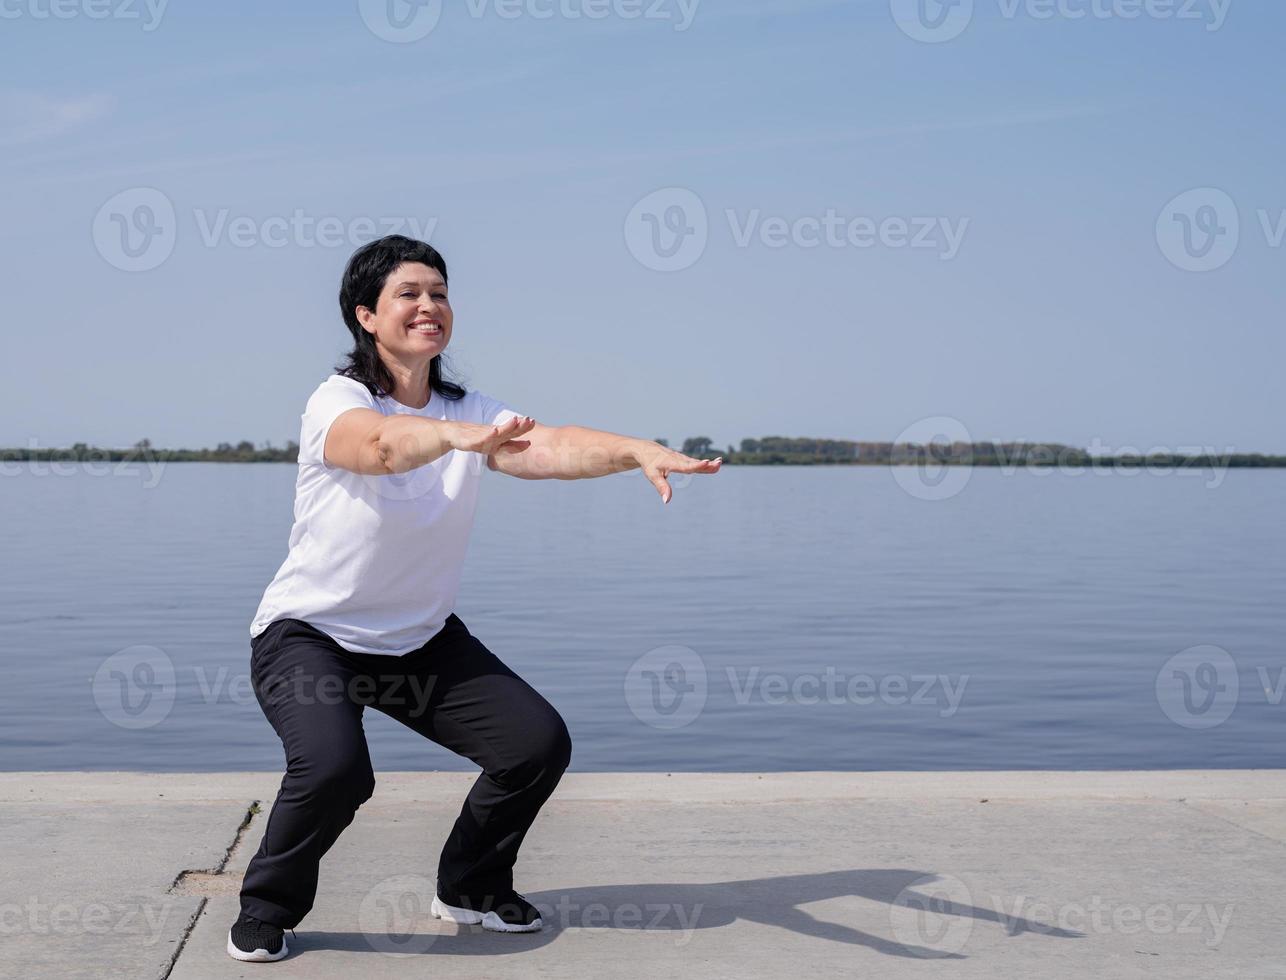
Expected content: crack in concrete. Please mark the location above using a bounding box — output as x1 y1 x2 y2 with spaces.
167 800 261 894
159 799 261 979
1179 797 1286 848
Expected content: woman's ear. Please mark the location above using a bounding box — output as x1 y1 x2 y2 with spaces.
355 305 375 334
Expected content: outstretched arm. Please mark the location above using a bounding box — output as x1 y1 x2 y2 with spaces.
487 422 721 504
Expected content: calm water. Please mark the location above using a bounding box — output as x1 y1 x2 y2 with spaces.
2 462 1283 772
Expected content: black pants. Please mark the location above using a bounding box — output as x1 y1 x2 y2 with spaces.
239 614 572 929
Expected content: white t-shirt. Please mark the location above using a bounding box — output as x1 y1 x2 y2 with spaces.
249 373 523 655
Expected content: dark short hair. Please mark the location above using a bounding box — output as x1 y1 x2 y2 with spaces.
335 235 466 402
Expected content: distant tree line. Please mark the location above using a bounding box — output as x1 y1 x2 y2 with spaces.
4 437 1285 468
670 437 1286 468
0 439 300 464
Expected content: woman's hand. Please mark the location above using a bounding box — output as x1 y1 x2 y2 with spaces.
631 443 722 504
446 416 536 457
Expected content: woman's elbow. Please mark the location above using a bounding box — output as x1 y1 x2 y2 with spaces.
368 429 404 476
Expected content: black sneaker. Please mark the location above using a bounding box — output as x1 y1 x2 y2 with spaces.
227 911 292 962
431 888 543 933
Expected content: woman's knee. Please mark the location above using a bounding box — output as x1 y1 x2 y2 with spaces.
293 752 375 804
505 711 572 783
546 713 573 773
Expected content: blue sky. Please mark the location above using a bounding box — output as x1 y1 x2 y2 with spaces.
2 0 1282 453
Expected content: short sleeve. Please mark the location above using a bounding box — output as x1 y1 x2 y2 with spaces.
298 376 377 468
473 390 524 428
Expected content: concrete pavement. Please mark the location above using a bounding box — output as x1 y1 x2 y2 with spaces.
3 771 1285 978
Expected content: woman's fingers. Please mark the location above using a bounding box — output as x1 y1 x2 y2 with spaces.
469 417 535 454
490 416 535 435
648 470 672 504
664 454 722 473
677 456 721 472
643 453 720 504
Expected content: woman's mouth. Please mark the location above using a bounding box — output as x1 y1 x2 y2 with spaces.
409 321 443 336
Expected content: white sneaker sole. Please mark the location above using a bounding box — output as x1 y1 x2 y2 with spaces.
430 895 543 933
226 929 290 962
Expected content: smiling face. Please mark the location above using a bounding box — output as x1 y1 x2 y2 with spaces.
356 261 453 363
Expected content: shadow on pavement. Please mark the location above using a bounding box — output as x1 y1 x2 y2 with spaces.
298 868 1084 960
